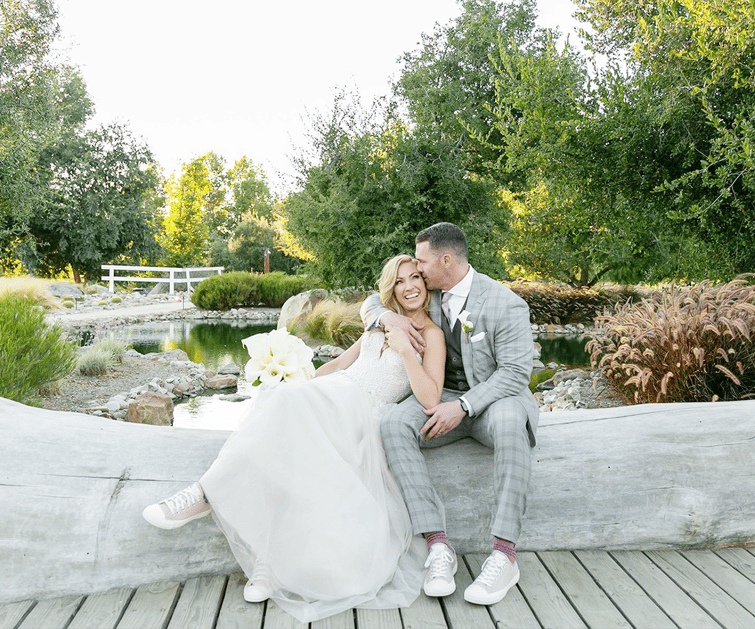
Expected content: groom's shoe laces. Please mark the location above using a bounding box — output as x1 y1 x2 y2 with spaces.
476 551 507 586
164 483 205 516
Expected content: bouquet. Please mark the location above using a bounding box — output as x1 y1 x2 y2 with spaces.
242 328 316 386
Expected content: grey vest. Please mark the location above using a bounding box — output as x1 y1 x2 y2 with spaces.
441 308 469 392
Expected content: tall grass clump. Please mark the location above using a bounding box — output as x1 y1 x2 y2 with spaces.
297 300 363 348
586 275 755 404
77 346 113 376
0 277 60 310
0 294 77 404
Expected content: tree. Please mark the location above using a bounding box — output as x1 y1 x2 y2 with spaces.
27 122 161 282
159 156 213 267
283 93 506 288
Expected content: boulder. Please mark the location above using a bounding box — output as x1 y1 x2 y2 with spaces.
217 361 240 375
1 397 753 604
126 392 173 425
49 283 83 298
277 289 329 331
204 374 238 390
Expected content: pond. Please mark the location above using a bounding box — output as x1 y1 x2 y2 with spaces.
105 321 591 430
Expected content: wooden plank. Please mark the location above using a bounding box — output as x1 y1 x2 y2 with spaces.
355 607 403 629
399 592 447 629
117 581 180 629
311 609 355 628
516 553 585 629
611 551 719 629
215 573 264 629
68 588 132 629
683 550 755 616
442 555 494 628
575 551 675 629
715 547 755 580
167 575 226 629
17 595 82 629
0 601 35 629
647 550 755 629
466 553 540 629
538 552 631 629
262 600 308 629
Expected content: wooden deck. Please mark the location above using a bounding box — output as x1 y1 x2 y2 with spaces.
3 549 755 629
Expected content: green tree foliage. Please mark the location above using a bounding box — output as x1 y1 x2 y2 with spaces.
26 122 161 281
283 93 506 288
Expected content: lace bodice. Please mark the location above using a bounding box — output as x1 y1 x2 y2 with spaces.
342 330 413 405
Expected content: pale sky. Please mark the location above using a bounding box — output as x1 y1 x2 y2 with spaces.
54 0 580 194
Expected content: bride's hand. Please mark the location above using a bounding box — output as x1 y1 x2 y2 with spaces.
384 325 419 357
380 312 426 353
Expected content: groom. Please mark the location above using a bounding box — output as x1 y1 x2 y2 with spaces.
362 222 538 605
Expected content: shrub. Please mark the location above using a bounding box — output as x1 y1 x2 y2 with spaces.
191 272 320 310
586 275 755 404
77 346 113 376
0 294 77 404
92 338 130 364
507 281 643 325
110 296 122 304
62 301 75 309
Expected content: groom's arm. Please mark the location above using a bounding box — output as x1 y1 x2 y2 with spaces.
360 293 389 330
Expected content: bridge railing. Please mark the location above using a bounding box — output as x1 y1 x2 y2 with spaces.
100 265 224 294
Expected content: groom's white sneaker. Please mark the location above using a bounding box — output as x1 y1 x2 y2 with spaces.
464 550 520 605
423 543 457 597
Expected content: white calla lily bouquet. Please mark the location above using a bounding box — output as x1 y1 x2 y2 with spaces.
242 328 316 386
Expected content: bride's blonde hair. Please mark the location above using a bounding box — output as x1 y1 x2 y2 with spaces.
378 254 431 315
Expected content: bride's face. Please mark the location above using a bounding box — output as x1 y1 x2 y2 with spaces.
393 261 427 313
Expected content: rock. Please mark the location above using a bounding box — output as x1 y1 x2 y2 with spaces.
217 394 250 402
553 368 590 385
204 374 238 390
217 361 240 375
277 289 329 331
50 283 84 298
126 392 173 426
158 349 191 362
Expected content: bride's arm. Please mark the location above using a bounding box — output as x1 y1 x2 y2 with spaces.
386 325 445 409
314 335 363 377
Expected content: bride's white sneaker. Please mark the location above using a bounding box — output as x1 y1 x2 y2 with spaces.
142 482 211 529
423 543 457 597
464 550 520 605
243 562 274 603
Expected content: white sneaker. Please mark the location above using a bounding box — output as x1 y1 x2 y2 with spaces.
423 543 457 597
464 550 520 605
142 482 211 529
243 561 274 603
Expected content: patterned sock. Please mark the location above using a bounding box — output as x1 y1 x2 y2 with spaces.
494 537 516 563
425 531 453 553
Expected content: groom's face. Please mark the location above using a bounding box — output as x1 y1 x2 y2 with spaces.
414 241 445 291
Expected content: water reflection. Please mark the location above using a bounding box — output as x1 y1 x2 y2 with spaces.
534 334 591 367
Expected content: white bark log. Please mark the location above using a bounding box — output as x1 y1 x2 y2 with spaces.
1 397 753 603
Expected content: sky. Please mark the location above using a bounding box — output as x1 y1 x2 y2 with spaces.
54 0 581 194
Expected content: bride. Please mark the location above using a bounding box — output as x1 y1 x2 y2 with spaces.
142 254 446 623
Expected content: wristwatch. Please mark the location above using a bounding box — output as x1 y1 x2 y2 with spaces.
459 398 469 415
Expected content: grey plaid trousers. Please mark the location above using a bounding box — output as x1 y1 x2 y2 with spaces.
380 389 532 544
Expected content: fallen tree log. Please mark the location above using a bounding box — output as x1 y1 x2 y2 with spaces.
1 397 754 603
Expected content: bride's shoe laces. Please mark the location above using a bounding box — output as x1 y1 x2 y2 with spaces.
164 484 204 515
476 552 507 586
424 545 454 579
250 561 268 582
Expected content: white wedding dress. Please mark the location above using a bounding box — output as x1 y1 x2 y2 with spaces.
199 330 427 622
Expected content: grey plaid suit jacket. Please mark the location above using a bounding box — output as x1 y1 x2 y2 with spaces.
363 269 539 446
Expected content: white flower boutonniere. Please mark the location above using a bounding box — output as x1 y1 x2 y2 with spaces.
458 310 474 343
242 328 316 387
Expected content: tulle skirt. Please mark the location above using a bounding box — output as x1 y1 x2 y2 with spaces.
199 372 426 623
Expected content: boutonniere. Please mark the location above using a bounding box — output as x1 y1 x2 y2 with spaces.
458 310 474 343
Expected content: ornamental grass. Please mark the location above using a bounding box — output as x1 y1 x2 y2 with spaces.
586 274 755 404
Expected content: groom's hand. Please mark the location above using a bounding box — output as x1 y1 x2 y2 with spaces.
421 401 465 439
380 312 425 353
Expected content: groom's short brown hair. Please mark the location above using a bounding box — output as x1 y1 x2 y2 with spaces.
416 222 468 261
